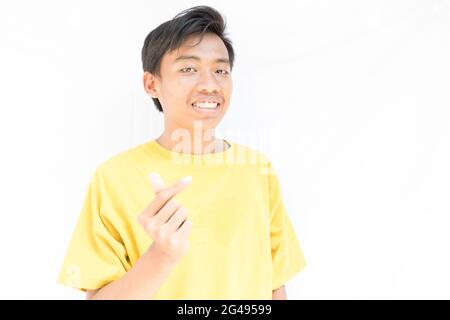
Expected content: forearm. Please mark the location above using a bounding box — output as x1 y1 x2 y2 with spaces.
90 244 177 300
272 285 287 300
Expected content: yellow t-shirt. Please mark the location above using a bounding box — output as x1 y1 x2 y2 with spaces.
57 139 307 299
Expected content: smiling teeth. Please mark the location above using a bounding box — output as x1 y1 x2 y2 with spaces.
193 101 219 109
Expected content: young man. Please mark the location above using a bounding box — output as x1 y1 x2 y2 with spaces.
57 5 307 300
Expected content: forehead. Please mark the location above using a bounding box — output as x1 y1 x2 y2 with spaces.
166 33 229 62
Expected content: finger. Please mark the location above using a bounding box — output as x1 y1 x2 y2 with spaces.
173 219 193 241
164 206 188 235
141 174 192 220
148 172 167 194
149 172 192 197
142 199 180 232
149 198 180 227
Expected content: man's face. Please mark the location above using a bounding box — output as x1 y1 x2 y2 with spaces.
144 32 232 133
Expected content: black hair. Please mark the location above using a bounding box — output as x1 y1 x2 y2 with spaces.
141 6 235 112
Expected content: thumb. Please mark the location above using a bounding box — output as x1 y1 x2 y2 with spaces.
148 172 166 193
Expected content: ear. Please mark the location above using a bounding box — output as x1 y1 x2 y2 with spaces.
143 71 160 99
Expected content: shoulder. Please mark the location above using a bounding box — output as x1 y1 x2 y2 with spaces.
228 140 272 168
93 141 150 183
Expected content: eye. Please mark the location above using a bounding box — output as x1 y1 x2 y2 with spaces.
180 67 196 73
216 69 229 75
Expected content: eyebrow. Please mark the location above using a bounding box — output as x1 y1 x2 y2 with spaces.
174 55 230 65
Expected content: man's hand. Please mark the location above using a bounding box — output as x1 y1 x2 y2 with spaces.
86 173 194 300
137 172 193 264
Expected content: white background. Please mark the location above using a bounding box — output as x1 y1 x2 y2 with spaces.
0 0 449 299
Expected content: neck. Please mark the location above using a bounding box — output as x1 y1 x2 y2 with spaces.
156 127 229 155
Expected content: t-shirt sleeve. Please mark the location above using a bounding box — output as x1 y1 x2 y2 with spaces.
267 161 307 290
57 169 130 292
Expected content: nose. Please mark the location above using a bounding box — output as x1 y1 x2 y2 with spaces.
196 69 220 93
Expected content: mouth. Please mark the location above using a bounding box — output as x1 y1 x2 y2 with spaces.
191 101 221 115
